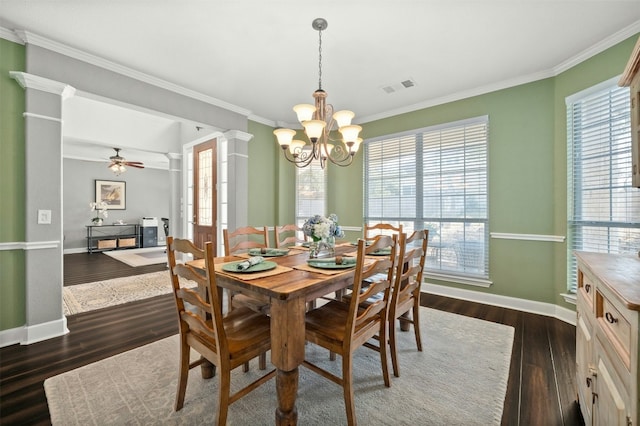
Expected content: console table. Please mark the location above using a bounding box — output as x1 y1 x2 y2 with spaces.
86 224 141 253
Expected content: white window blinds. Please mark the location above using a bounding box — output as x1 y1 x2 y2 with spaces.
567 79 639 292
296 161 326 226
365 116 489 278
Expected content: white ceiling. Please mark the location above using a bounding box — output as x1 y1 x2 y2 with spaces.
2 1 640 167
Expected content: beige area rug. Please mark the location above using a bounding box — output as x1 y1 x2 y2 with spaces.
45 307 514 425
63 271 172 315
103 246 167 267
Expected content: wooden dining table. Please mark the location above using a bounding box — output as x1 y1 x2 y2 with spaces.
189 243 359 425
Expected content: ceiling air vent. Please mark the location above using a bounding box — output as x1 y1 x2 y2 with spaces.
380 78 417 94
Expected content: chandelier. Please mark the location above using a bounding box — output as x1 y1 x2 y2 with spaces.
273 18 362 169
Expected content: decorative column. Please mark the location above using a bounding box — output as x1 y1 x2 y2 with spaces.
223 130 253 232
10 72 75 343
166 152 182 240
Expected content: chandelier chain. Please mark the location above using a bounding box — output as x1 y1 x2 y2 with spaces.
318 27 323 91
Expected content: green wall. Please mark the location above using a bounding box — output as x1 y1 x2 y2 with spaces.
0 38 26 330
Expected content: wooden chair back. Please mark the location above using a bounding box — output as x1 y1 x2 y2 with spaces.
388 229 428 377
347 235 398 338
274 224 306 248
223 226 269 256
364 222 403 239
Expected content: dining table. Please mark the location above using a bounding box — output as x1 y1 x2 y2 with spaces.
188 242 362 425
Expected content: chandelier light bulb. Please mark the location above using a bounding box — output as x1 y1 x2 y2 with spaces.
273 128 297 147
333 110 355 128
339 124 362 143
293 104 317 122
302 120 326 142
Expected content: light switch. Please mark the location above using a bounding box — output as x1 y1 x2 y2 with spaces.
38 209 52 224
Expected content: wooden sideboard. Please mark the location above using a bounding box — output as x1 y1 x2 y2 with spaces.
575 251 640 425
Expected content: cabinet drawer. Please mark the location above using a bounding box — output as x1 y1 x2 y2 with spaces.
577 268 595 312
596 290 632 370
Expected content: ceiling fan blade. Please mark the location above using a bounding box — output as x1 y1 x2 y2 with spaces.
125 163 145 168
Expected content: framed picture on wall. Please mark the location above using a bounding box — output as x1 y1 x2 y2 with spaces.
95 180 126 210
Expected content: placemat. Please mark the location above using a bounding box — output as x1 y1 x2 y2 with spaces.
293 263 354 275
214 262 293 280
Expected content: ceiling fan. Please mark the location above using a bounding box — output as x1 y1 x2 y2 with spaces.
108 148 144 175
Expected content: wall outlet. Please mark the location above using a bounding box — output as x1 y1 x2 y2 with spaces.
38 209 52 224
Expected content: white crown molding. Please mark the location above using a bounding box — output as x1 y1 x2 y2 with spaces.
248 114 275 127
359 20 640 125
358 69 555 124
490 232 566 243
0 26 23 44
554 20 640 74
13 29 253 118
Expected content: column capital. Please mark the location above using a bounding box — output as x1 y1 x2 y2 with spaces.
223 129 253 143
10 72 76 100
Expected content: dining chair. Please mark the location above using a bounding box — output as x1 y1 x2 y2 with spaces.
223 226 270 255
302 235 398 426
166 237 275 424
222 226 272 370
364 222 403 239
274 223 306 248
223 226 271 313
387 229 428 377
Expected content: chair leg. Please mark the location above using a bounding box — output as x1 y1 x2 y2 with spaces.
243 361 249 372
342 353 356 426
329 351 336 361
379 317 391 388
215 368 232 426
259 352 267 370
412 299 423 351
389 316 400 378
174 337 190 411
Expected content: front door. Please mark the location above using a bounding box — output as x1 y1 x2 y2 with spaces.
192 139 217 253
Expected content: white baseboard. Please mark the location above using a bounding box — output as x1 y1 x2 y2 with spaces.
423 282 577 326
0 317 69 348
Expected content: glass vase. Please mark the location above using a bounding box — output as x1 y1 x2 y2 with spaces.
309 236 335 258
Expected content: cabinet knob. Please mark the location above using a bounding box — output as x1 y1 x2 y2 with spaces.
586 377 592 388
585 284 591 293
605 312 618 324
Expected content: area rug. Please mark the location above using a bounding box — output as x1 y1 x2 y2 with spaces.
63 271 171 315
45 308 514 425
102 246 167 267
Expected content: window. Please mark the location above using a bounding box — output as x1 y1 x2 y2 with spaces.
365 116 489 279
296 161 326 226
567 78 639 292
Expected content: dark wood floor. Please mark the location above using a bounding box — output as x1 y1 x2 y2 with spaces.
1 253 584 425
63 251 168 286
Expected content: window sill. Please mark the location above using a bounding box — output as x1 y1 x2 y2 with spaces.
424 271 492 288
561 293 577 305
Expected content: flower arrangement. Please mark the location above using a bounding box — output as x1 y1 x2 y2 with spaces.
89 201 108 224
303 213 344 242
